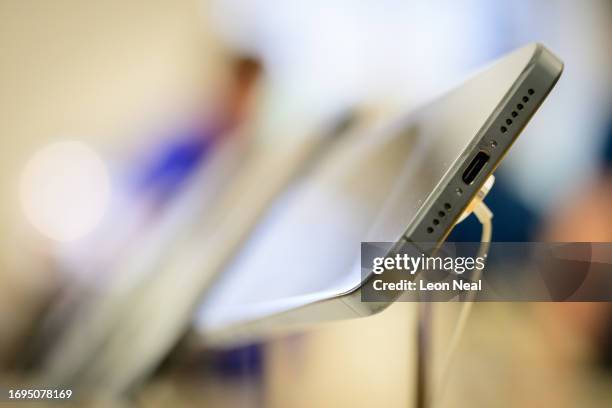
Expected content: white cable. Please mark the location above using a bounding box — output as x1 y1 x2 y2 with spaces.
433 200 493 405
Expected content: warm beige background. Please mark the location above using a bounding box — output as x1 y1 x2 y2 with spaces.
0 0 223 360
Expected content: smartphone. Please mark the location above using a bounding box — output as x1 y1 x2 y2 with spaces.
197 43 563 345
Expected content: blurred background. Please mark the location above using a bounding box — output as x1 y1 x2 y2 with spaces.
1 0 612 406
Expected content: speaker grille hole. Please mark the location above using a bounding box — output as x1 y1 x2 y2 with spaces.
528 88 534 95
432 219 439 225
444 203 452 210
427 227 434 234
517 103 524 110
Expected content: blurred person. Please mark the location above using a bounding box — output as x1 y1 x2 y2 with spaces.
132 55 261 208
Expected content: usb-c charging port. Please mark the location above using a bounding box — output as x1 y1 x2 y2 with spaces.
462 151 490 185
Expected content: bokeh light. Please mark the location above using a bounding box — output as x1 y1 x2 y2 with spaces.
19 141 111 242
